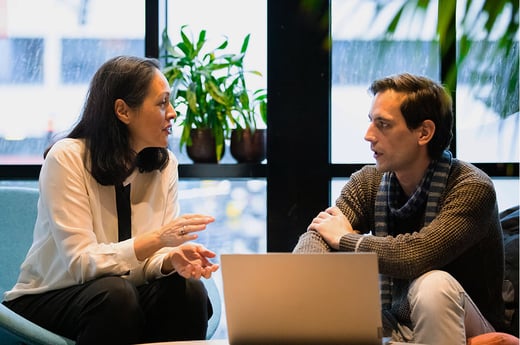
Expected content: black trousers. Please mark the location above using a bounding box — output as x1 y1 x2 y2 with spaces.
3 274 213 345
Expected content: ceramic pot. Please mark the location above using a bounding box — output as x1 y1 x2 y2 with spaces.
230 128 266 163
186 128 224 163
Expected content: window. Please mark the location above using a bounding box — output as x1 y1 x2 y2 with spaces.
331 0 519 165
455 0 519 162
0 0 145 164
330 0 519 229
163 0 267 164
331 0 439 163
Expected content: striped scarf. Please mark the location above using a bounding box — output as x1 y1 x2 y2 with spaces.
375 150 452 310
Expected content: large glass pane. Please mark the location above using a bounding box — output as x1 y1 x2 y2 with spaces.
455 0 519 162
164 0 267 164
0 0 145 164
331 0 439 163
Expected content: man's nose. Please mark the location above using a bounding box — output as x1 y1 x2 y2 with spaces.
364 123 375 142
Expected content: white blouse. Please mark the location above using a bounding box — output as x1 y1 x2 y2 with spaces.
4 138 180 301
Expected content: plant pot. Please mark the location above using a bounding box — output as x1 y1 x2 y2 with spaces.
230 128 266 163
186 128 224 163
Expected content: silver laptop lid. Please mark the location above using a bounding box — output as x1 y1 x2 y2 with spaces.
221 252 383 345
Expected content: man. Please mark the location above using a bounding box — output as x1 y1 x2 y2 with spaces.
293 73 505 344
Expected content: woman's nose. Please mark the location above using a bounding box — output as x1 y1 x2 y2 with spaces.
167 102 177 120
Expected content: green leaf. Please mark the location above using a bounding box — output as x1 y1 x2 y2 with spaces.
186 83 198 114
240 34 251 54
205 78 229 105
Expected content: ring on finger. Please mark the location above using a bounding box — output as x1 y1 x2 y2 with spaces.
179 225 187 236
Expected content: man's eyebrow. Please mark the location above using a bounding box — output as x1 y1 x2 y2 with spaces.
368 113 386 121
372 113 393 121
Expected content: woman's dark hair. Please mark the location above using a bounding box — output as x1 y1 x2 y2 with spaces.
368 73 454 159
45 56 169 185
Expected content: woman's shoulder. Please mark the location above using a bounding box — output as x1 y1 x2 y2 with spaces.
163 149 178 171
166 149 178 163
48 138 84 153
45 138 86 164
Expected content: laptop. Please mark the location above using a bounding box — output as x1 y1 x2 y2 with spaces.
220 252 383 345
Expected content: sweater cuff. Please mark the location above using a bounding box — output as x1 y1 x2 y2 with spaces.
339 233 364 252
293 230 331 253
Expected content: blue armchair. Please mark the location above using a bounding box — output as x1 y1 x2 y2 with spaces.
0 186 221 344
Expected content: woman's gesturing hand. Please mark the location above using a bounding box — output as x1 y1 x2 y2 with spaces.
156 214 215 247
163 243 220 279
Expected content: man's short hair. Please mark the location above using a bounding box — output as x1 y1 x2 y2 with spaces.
369 73 454 159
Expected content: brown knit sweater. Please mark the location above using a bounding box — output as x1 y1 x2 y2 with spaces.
293 159 506 331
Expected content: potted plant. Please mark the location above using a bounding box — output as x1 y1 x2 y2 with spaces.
230 86 267 163
161 25 265 163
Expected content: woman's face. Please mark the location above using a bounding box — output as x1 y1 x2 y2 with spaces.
124 69 176 153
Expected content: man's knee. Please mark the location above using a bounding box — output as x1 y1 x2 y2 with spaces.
408 270 464 312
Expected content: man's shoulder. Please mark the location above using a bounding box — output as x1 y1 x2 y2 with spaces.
450 158 493 184
353 164 382 177
447 159 497 200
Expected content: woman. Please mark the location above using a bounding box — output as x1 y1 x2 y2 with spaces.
2 56 219 344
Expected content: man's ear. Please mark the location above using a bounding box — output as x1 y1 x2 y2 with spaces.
418 119 435 146
114 99 131 124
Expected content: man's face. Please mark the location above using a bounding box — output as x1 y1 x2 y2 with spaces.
364 90 425 175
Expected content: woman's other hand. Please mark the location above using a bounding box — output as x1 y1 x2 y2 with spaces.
156 214 215 247
134 214 215 261
162 243 220 278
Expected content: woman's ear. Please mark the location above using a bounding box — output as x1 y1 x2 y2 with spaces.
418 119 435 146
114 99 131 124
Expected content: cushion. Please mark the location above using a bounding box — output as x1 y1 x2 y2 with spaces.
467 332 519 345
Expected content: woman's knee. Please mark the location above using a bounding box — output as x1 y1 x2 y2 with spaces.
76 277 144 344
186 278 209 302
156 274 209 307
82 276 141 317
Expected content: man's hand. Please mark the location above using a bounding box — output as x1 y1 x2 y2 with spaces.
162 243 219 279
307 206 354 250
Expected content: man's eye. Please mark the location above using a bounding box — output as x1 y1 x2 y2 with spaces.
377 121 389 129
